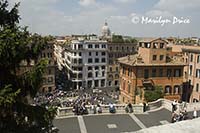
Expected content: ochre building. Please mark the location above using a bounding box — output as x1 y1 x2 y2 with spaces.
118 38 186 104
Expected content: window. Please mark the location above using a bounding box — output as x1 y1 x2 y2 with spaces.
102 66 105 70
189 65 193 76
115 74 119 78
116 47 119 50
167 69 172 77
88 44 92 48
89 52 92 56
116 67 119 72
78 44 83 49
110 67 112 72
153 43 158 48
144 69 149 79
128 68 131 76
102 44 106 48
78 67 82 71
96 52 98 56
128 84 131 93
78 73 82 78
95 58 99 63
102 71 105 77
159 69 163 77
109 75 113 79
48 77 53 83
95 72 98 77
101 58 106 63
153 55 157 60
109 81 112 86
196 69 200 78
152 69 156 77
88 73 93 78
123 80 125 90
88 58 93 63
95 44 99 48
115 80 118 86
174 69 181 77
160 43 164 48
190 54 193 62
73 59 77 64
174 85 180 94
160 55 164 60
79 59 82 64
42 78 46 84
165 86 172 94
95 66 99 70
88 66 92 70
101 79 105 87
74 44 77 50
88 81 92 88
74 52 77 56
102 52 106 56
79 52 82 56
197 55 200 63
196 83 199 92
109 47 112 50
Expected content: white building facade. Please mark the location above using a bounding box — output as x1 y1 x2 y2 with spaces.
65 39 108 90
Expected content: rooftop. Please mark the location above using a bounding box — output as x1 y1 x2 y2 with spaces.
118 54 185 67
139 38 168 43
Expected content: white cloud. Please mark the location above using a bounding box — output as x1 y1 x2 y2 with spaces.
79 0 96 6
155 0 200 12
145 10 173 17
8 0 200 37
114 0 136 3
110 15 128 20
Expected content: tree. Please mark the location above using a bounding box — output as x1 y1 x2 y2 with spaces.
0 0 56 132
144 86 164 102
112 35 124 43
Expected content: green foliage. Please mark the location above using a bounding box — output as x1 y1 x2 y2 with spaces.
0 0 56 132
0 0 20 27
144 86 164 102
112 35 124 43
0 85 20 106
111 35 138 44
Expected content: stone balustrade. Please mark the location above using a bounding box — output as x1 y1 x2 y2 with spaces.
56 99 200 117
56 104 144 117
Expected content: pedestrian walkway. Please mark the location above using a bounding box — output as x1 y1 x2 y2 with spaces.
54 108 171 133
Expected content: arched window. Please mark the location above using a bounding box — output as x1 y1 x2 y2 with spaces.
174 85 180 94
115 74 119 79
165 86 172 94
109 75 113 79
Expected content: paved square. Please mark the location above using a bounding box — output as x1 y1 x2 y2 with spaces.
107 124 117 129
83 114 141 133
53 108 178 133
53 117 81 133
135 108 171 128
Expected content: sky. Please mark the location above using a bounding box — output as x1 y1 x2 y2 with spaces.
9 0 200 37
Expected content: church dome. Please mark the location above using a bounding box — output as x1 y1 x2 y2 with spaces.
101 22 111 37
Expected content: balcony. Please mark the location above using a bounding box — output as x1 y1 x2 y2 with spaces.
142 79 154 87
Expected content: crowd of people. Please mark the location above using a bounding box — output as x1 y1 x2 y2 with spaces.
171 100 198 123
33 89 119 109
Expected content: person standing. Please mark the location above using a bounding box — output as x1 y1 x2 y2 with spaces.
193 107 198 118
